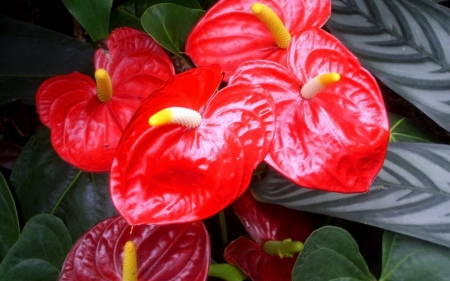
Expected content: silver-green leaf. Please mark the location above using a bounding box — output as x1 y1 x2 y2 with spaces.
327 0 450 132
253 142 450 248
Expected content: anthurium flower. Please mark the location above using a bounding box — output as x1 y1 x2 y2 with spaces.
59 215 210 281
229 28 389 193
224 190 314 281
110 64 275 225
185 0 330 80
36 27 175 172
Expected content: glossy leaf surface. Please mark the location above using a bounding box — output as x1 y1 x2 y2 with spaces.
185 0 331 80
0 172 19 263
0 214 72 281
380 231 450 281
224 191 313 281
252 142 450 248
59 215 210 281
36 27 174 172
9 128 117 242
230 28 389 193
0 16 94 105
141 3 204 58
293 226 370 281
60 0 112 41
388 113 437 143
110 65 275 225
326 0 450 132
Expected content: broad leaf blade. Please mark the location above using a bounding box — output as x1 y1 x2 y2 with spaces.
380 231 450 281
388 112 437 143
0 214 72 281
293 226 370 281
110 0 201 31
141 3 204 58
60 0 112 41
253 142 450 248
0 172 19 262
9 128 116 242
164 7 204 53
326 0 450 132
0 16 94 105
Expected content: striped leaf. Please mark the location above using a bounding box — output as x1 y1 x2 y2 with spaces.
326 0 450 132
253 142 450 248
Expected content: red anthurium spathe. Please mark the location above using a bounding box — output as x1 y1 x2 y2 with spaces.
224 190 314 281
110 64 275 225
36 27 175 172
229 28 389 193
59 215 210 281
185 0 330 81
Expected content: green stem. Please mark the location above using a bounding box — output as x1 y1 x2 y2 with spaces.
218 210 228 248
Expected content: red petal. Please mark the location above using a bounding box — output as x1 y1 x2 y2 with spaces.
264 33 389 192
59 215 210 281
204 84 275 194
36 73 94 127
36 28 174 172
110 65 276 224
233 190 313 243
224 237 295 281
186 0 330 81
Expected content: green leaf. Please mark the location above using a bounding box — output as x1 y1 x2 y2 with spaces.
326 0 450 132
0 214 72 281
293 226 370 281
208 263 248 281
253 142 450 248
0 16 94 105
110 0 201 31
141 3 204 58
0 172 19 263
9 128 117 242
380 231 450 281
60 0 112 41
388 112 437 143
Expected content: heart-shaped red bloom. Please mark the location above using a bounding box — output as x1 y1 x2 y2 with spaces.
59 215 210 281
110 64 275 225
36 27 175 172
229 28 389 193
185 0 330 81
224 191 314 281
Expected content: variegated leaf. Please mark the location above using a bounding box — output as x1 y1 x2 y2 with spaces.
327 0 450 132
253 142 450 248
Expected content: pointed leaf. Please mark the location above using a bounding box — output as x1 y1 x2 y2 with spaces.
380 231 450 281
9 128 117 242
253 142 450 248
0 15 94 105
0 214 72 281
326 0 450 132
293 226 370 281
141 3 204 58
60 0 112 41
388 112 437 143
0 172 19 262
60 215 210 281
110 0 201 30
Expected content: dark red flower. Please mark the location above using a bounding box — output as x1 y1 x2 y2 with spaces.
185 0 330 81
229 28 389 193
36 27 175 172
110 64 275 225
224 190 314 281
59 215 210 281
